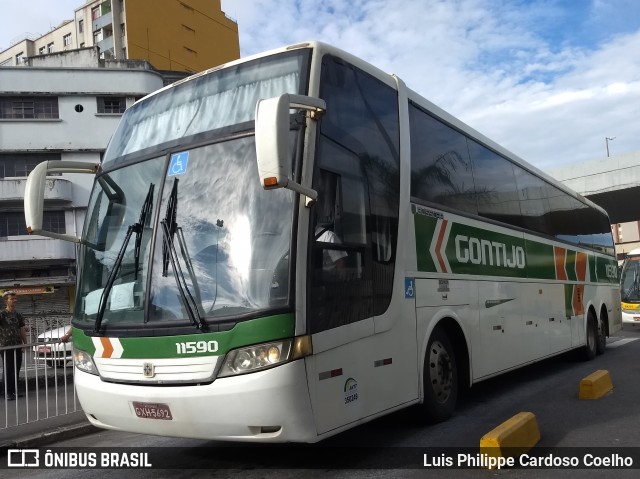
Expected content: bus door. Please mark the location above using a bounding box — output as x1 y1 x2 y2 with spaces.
305 168 373 434
303 53 404 435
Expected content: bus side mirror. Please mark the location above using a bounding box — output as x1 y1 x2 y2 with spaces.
255 93 326 203
25 160 100 243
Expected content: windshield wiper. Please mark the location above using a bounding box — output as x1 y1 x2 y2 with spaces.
134 184 155 279
160 178 208 331
94 183 154 334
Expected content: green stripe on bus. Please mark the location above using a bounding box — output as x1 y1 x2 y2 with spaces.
589 255 597 282
564 284 574 318
415 215 438 272
444 223 525 277
596 256 619 284
413 214 616 283
525 240 555 280
73 313 295 359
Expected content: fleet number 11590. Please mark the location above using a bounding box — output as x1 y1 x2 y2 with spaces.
176 340 219 354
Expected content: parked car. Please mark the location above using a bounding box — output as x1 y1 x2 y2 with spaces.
33 325 73 367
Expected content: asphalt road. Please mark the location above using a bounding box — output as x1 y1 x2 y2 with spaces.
6 323 640 478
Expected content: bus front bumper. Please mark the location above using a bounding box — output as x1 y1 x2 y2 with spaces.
75 359 318 443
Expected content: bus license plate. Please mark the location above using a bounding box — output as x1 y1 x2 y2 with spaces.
133 401 173 420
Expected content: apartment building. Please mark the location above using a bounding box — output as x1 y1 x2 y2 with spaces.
0 48 165 329
0 0 239 73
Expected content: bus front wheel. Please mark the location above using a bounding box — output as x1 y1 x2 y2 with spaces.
420 327 458 423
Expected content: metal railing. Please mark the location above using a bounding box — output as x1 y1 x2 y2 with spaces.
1 335 78 429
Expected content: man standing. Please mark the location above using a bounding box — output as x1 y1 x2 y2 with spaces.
0 291 27 400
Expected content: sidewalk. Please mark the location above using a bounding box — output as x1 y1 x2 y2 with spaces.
1 363 98 448
0 410 97 448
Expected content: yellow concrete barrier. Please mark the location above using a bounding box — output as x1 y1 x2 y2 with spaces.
480 412 540 466
579 370 613 400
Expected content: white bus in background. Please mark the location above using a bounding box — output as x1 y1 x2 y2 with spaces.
620 248 640 326
24 41 621 443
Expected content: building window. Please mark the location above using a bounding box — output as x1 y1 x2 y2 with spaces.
63 33 72 46
91 6 100 20
39 46 46 55
0 96 59 119
97 96 126 114
0 211 65 237
15 52 24 64
47 42 54 53
43 211 66 234
0 153 61 179
79 19 84 33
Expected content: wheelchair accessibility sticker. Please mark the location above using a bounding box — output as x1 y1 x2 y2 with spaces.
168 151 189 176
405 278 415 299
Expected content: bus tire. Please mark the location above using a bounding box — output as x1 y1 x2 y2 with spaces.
596 314 606 355
421 327 458 423
582 313 597 360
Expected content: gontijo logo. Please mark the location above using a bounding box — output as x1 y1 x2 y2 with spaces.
455 235 526 269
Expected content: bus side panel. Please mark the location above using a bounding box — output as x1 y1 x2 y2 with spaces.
415 278 478 380
535 283 571 356
305 312 420 436
475 281 522 378
305 320 372 435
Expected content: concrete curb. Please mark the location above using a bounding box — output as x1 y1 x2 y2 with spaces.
0 421 99 449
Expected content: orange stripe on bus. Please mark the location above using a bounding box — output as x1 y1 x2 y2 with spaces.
100 337 114 358
573 284 585 316
554 246 567 281
435 220 448 273
575 252 587 282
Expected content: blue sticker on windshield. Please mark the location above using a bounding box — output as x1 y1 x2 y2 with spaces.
168 151 189 176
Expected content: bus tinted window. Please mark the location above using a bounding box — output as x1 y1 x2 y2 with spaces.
547 184 585 243
310 55 400 333
409 104 477 215
513 166 551 235
467 140 521 225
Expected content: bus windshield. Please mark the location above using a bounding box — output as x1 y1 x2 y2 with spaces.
74 50 310 330
621 256 640 303
103 49 310 169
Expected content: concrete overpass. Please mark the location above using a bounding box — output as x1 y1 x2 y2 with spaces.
547 151 640 225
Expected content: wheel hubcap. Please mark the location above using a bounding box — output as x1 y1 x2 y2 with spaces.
429 340 452 404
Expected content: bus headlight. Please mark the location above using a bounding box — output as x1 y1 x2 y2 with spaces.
217 336 312 377
74 348 99 375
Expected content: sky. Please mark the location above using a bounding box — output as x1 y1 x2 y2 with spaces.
1 0 639 172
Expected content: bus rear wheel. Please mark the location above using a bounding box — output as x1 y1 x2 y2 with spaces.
582 312 597 360
596 314 606 355
421 327 458 423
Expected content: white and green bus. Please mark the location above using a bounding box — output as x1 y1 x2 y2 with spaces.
24 41 621 443
620 248 640 325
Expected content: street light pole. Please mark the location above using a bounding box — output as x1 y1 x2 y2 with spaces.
606 136 616 157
